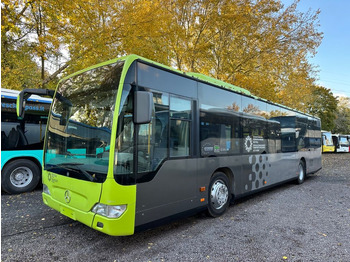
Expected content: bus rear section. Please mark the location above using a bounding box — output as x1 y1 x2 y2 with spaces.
1 88 51 194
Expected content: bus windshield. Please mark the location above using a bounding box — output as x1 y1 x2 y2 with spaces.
44 61 124 182
339 136 349 146
322 132 333 146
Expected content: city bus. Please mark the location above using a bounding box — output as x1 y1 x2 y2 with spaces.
321 131 335 153
332 134 350 153
1 88 51 194
18 55 322 236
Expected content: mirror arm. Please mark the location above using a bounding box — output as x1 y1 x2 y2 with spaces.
16 88 55 118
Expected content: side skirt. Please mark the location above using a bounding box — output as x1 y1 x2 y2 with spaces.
134 206 207 233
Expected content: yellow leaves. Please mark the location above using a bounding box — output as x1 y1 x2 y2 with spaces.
2 0 322 108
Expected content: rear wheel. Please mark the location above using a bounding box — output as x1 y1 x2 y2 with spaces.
1 159 41 194
296 160 306 184
207 172 231 217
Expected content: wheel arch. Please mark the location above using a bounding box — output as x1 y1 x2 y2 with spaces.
2 156 42 173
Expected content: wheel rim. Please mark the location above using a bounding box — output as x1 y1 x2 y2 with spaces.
9 167 33 188
298 163 304 181
210 179 229 210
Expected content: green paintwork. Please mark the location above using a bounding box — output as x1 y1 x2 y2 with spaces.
16 95 20 118
42 55 139 236
186 72 251 95
42 170 102 227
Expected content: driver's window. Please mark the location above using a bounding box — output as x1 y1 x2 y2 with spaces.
137 91 169 173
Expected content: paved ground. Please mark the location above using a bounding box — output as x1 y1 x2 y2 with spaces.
1 153 349 261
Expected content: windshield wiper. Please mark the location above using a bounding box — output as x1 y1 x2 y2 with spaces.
53 163 97 182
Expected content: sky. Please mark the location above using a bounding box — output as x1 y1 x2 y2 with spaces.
283 0 350 98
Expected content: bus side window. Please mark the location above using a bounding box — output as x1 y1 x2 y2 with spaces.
169 96 191 157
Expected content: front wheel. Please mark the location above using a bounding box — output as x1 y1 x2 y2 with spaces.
207 172 231 217
296 160 306 184
1 159 41 194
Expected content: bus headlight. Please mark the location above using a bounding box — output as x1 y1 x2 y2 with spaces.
43 184 51 195
92 203 127 218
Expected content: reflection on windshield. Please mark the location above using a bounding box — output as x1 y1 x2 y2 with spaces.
44 61 124 182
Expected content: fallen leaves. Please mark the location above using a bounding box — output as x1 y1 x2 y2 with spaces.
318 232 327 237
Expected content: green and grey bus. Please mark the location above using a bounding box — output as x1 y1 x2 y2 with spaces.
19 55 322 236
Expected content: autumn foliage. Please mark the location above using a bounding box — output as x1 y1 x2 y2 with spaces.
1 0 337 122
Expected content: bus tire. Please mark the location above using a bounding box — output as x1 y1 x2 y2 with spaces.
296 160 306 184
1 159 41 194
207 172 231 217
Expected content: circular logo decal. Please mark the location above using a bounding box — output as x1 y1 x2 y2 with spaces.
245 136 253 152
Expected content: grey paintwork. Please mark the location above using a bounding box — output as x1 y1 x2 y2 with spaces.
134 61 321 227
135 148 321 226
135 158 199 226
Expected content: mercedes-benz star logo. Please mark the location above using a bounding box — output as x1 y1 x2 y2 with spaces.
64 190 71 203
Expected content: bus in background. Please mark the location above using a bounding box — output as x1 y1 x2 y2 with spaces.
1 88 51 194
332 134 350 153
321 131 335 153
20 55 322 236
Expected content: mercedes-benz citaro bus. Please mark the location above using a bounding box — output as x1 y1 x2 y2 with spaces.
321 131 335 153
17 55 322 236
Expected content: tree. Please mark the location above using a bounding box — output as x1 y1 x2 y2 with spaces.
160 0 322 111
333 97 350 134
1 0 41 90
1 42 43 90
1 0 62 89
2 0 323 113
306 86 338 131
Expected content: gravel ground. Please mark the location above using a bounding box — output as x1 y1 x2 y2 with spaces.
1 153 350 262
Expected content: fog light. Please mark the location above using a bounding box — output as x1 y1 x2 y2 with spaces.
92 203 127 218
43 184 51 195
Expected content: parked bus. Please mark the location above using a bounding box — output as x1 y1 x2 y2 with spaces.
18 55 322 236
321 131 335 153
332 134 350 153
1 88 51 194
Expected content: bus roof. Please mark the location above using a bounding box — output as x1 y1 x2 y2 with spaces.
60 54 320 120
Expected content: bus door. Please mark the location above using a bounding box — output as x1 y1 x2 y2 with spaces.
135 94 198 226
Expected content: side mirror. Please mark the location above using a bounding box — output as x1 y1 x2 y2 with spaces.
134 91 153 124
16 88 55 118
16 92 27 118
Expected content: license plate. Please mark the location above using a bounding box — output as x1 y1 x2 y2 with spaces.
60 206 76 220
